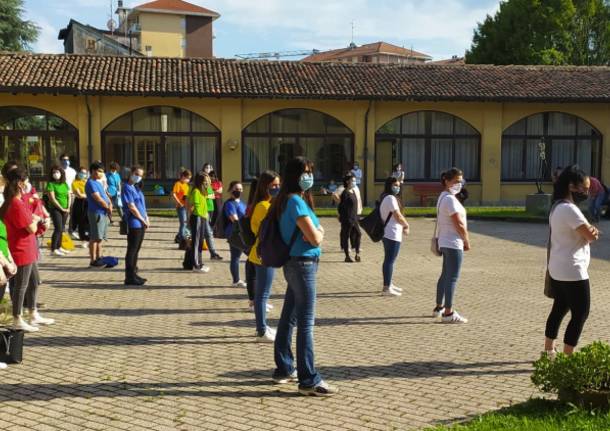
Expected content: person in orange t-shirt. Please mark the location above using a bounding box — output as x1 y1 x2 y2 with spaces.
172 169 192 242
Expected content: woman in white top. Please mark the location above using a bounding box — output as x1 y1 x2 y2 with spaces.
434 168 470 324
544 165 598 357
391 163 405 184
379 177 410 297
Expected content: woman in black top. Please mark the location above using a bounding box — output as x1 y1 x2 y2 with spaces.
337 174 362 262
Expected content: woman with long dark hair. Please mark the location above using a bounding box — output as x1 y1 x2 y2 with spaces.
1 168 54 332
379 177 410 297
247 170 280 342
46 165 71 256
337 173 362 262
544 165 598 358
270 157 337 396
187 171 211 273
223 181 247 287
433 168 469 324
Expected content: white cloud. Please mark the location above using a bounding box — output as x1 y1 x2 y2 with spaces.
32 16 63 54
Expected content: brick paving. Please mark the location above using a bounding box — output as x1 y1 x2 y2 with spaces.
0 217 609 430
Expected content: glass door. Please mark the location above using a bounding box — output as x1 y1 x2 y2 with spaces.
135 136 162 179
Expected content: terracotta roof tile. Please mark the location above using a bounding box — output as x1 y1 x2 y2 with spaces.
134 0 219 17
302 42 432 62
1 53 610 102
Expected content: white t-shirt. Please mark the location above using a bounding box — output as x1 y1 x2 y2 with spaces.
548 202 590 281
380 194 403 242
436 191 467 250
65 166 77 189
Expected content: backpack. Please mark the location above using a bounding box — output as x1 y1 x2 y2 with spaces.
359 199 392 243
213 200 227 239
182 238 194 270
100 256 119 268
238 216 256 248
256 214 299 268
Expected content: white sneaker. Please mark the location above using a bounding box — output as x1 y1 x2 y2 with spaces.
29 311 55 326
432 307 445 319
389 284 403 292
70 232 80 240
52 249 66 256
81 242 89 249
543 349 558 361
59 248 71 254
192 266 210 273
13 316 39 332
248 304 254 312
0 362 7 369
256 328 276 343
266 303 274 312
233 280 247 288
441 311 468 324
382 286 402 297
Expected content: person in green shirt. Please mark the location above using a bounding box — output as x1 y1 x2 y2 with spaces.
46 166 72 256
187 172 222 273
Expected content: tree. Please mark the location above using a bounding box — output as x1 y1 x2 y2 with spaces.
0 0 39 52
466 0 610 65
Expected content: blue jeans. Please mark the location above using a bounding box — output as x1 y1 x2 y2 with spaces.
274 259 321 388
229 245 243 283
436 247 464 309
588 192 607 221
176 206 189 240
382 238 401 287
255 265 275 335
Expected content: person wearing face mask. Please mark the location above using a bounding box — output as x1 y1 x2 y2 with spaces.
86 162 112 268
46 165 72 257
379 177 410 297
544 165 599 358
71 167 90 245
350 161 363 187
337 174 362 263
201 173 222 261
1 168 54 332
209 170 223 227
106 162 124 222
59 154 76 189
247 170 280 342
122 166 149 286
433 168 469 323
223 181 247 287
271 157 336 396
172 169 192 244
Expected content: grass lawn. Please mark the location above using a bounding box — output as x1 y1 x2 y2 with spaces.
431 398 610 431
148 206 546 222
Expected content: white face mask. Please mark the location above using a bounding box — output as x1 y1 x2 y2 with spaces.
23 182 32 194
0 193 4 207
449 182 463 195
52 172 61 181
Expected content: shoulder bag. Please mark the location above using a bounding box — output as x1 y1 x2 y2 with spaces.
430 194 449 257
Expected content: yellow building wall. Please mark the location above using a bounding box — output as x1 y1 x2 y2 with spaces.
139 12 185 58
1 92 609 206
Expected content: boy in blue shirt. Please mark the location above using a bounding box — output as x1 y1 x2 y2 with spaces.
85 162 112 267
122 166 149 286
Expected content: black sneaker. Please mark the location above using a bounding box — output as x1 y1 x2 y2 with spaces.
344 256 354 263
355 254 361 262
210 254 223 260
135 275 147 283
89 259 106 269
124 278 145 286
272 370 298 384
298 381 338 397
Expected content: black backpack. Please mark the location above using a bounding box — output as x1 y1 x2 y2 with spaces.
257 214 298 268
360 200 392 243
213 200 228 239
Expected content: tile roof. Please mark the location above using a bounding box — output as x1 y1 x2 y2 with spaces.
302 42 432 62
1 53 610 103
134 0 219 17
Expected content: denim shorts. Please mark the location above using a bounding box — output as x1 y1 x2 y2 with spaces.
88 212 109 241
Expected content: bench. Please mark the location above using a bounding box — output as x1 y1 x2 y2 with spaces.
412 183 444 206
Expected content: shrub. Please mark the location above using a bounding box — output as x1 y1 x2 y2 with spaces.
532 341 610 395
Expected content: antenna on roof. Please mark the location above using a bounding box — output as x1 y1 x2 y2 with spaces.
350 21 356 48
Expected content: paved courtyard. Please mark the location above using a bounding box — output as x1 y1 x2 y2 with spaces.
0 216 609 431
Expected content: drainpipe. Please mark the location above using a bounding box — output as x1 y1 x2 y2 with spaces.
85 95 93 164
363 100 373 206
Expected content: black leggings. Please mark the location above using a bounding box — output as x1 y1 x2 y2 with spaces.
245 260 256 301
340 222 361 255
545 278 590 347
49 207 68 251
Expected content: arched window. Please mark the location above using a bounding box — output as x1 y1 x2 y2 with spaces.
242 109 354 181
502 112 602 180
102 106 220 181
0 106 78 181
375 111 480 181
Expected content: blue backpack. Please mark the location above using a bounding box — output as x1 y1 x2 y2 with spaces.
257 214 299 268
100 256 119 268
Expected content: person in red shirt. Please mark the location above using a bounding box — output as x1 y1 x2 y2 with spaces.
1 168 55 332
209 170 223 226
588 176 607 222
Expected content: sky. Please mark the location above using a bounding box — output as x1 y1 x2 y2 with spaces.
24 0 500 61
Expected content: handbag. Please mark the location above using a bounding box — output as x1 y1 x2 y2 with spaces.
228 221 248 252
430 194 449 257
0 329 24 364
544 201 563 299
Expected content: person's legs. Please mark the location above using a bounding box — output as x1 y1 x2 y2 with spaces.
202 218 219 257
382 238 401 287
24 262 39 313
545 278 570 352
563 279 590 353
176 206 188 240
190 215 204 269
351 223 362 255
255 265 275 335
12 264 33 317
274 281 297 378
125 228 144 282
49 208 63 251
245 260 256 302
229 246 242 283
88 212 101 262
440 248 463 314
283 259 321 389
339 223 350 257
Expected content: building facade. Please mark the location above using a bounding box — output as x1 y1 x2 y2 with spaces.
1 53 609 206
302 42 432 64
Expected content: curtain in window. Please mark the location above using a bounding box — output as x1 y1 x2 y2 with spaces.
431 113 453 134
376 139 395 180
576 139 592 174
527 114 544 136
551 139 576 170
502 139 524 179
194 136 218 174
525 139 541 179
401 112 425 134
164 136 191 179
455 138 478 178
549 113 577 135
401 138 425 179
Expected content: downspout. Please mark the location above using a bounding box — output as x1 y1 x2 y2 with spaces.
363 100 373 206
85 95 93 164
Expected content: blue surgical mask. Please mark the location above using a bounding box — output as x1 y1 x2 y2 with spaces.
78 172 87 179
269 187 280 198
131 175 142 184
391 185 401 195
299 173 314 192
61 160 70 168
